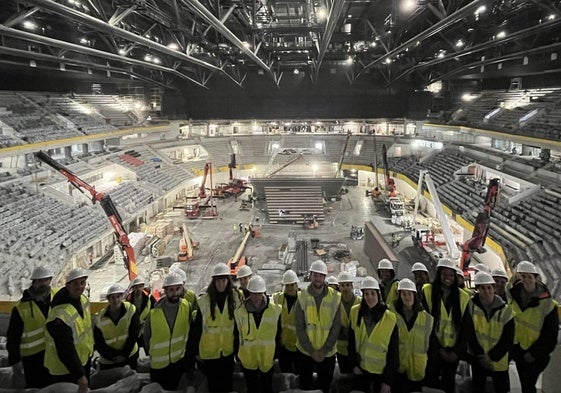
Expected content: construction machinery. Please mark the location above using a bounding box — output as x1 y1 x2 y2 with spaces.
266 154 304 178
335 132 352 178
177 223 198 261
303 214 319 229
35 151 138 281
382 144 396 194
228 224 252 276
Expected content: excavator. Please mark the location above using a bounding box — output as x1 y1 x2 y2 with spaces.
460 178 500 274
35 150 138 281
177 223 198 261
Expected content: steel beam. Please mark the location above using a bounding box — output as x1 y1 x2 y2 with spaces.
313 0 345 81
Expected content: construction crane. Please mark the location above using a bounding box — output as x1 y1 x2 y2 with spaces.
177 223 198 261
228 225 252 276
460 178 500 273
382 144 396 193
266 154 304 178
35 150 138 281
335 131 352 178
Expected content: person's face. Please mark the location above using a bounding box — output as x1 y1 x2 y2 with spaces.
108 293 123 309
478 284 495 303
284 283 298 296
310 272 325 290
239 275 251 289
413 271 429 284
363 289 378 308
378 269 392 281
66 277 87 299
493 276 507 294
33 277 52 294
214 276 229 293
339 282 354 296
400 290 415 309
519 273 537 292
249 292 264 306
164 284 183 302
439 268 456 287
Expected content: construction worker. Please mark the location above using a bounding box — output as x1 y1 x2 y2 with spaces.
190 263 240 393
143 273 192 390
377 259 399 307
491 268 509 302
455 266 474 296
467 272 514 393
326 275 340 291
44 268 93 393
411 262 430 294
347 276 399 393
508 261 559 393
234 275 281 393
7 266 56 388
272 269 300 373
294 260 341 393
169 264 198 309
237 264 253 299
336 271 361 374
125 275 151 348
94 283 141 370
393 278 434 393
422 258 472 393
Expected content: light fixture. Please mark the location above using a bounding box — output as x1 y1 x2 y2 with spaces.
153 57 161 64
167 43 180 50
401 0 416 13
385 57 392 64
118 48 126 55
345 56 353 65
548 14 556 20
496 31 506 39
475 5 486 15
293 69 300 74
22 20 37 30
455 39 464 48
317 8 328 20
242 41 251 49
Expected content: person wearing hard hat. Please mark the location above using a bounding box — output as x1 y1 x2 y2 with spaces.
169 264 198 310
94 283 141 370
326 275 340 291
294 260 342 393
6 266 56 388
393 278 435 393
44 268 93 393
491 268 509 302
143 273 193 390
125 275 151 348
236 264 253 299
467 271 514 393
455 266 474 296
377 259 399 308
189 262 241 393
272 269 300 373
411 262 430 294
336 271 361 374
234 275 281 393
347 276 399 393
508 261 559 393
421 258 473 393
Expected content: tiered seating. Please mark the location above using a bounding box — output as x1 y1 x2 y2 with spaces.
107 183 155 214
265 185 324 224
73 94 141 126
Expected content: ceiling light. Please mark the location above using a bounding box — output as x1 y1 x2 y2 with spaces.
437 52 445 58
401 0 416 13
345 56 354 65
144 55 151 61
317 8 327 21
475 5 486 15
496 31 506 39
167 43 180 50
455 39 464 48
242 41 251 49
22 20 37 30
293 69 300 74
462 93 476 102
370 41 377 47
153 57 161 64
548 14 556 20
385 58 392 64
118 48 126 55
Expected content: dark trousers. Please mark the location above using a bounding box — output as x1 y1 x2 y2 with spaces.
200 355 235 393
337 352 353 374
99 352 139 371
242 366 274 393
424 352 459 393
471 361 510 393
22 351 51 388
296 350 336 393
512 352 550 393
393 372 423 393
51 358 91 385
278 346 298 374
150 359 185 390
352 368 384 393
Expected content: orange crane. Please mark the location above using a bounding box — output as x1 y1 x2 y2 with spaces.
178 223 198 261
228 225 252 276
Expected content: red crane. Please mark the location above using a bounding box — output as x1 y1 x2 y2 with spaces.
35 150 138 281
382 144 396 194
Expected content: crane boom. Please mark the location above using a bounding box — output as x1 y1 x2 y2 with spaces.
35 150 138 280
266 154 304 178
335 132 352 178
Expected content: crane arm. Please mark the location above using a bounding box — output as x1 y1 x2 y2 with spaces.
266 154 304 178
199 162 211 198
335 132 352 178
35 150 138 281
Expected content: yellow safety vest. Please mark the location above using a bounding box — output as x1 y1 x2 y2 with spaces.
509 296 556 350
15 289 56 357
198 293 237 359
337 295 361 355
234 301 281 372
423 284 469 347
470 301 514 371
350 305 397 374
384 280 399 309
296 287 341 357
94 302 139 365
396 310 434 381
149 299 191 369
44 295 93 375
272 292 298 352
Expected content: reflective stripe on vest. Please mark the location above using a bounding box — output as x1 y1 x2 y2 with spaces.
509 296 555 350
423 284 469 347
234 301 280 372
94 302 139 365
296 287 341 357
337 295 361 355
15 289 56 356
396 310 434 381
44 295 93 376
350 305 396 374
470 301 514 371
273 292 298 352
198 293 237 359
149 299 190 369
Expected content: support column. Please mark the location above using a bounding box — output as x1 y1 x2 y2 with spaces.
64 146 72 160
82 143 89 155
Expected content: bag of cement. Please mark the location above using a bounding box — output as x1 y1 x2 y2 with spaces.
91 374 141 393
89 366 136 389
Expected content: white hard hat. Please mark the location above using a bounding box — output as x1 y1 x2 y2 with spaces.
377 259 394 271
516 261 538 275
130 275 146 286
361 276 380 291
337 271 354 283
474 271 495 286
247 275 266 293
491 269 508 280
473 263 490 273
327 276 339 285
411 262 428 273
309 260 328 275
106 283 126 296
163 273 184 288
237 265 252 279
397 278 417 292
169 265 187 282
65 268 89 284
282 270 298 285
30 266 53 280
212 263 231 277
437 258 456 270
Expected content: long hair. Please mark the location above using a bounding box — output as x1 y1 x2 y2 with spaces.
207 277 236 320
429 268 462 331
394 290 424 314
356 289 381 327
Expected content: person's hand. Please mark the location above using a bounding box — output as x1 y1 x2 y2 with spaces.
311 349 326 362
439 348 458 363
77 376 89 393
353 366 363 375
380 382 391 393
524 352 535 363
478 354 493 370
11 361 23 374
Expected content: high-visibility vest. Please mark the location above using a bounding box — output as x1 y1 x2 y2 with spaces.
509 296 556 350
94 302 139 365
234 301 281 372
337 295 361 355
470 301 514 371
384 280 399 309
149 299 191 369
44 295 93 375
198 293 236 359
350 305 396 374
296 287 341 357
272 292 298 352
423 284 469 347
396 310 434 381
15 289 56 357
127 291 151 324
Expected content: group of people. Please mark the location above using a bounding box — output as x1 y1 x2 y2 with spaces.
6 256 559 393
